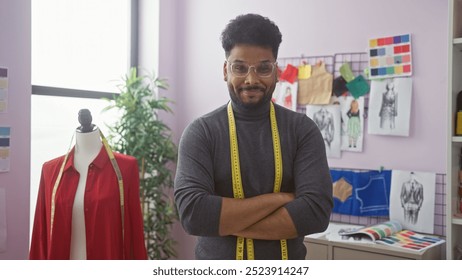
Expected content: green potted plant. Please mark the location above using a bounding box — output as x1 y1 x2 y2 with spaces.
104 67 177 260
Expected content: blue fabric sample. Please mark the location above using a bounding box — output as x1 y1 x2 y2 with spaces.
330 169 392 216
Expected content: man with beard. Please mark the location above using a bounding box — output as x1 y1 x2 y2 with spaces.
174 14 333 260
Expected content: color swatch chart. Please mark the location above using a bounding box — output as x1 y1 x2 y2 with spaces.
0 67 7 113
376 230 445 252
368 34 412 79
0 127 10 172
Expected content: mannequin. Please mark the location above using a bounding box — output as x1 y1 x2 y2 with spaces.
29 109 147 260
71 109 102 259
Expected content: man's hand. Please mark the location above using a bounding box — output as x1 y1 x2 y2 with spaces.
219 192 294 236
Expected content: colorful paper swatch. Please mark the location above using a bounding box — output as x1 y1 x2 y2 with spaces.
346 75 370 98
298 64 312 79
368 34 412 79
376 230 444 251
0 127 11 172
0 67 7 113
279 64 298 83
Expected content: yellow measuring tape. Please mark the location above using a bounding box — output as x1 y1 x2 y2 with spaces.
50 129 125 250
227 102 288 260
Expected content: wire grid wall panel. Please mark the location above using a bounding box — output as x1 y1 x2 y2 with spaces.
277 55 335 73
333 52 369 78
333 52 371 117
329 172 446 237
278 54 446 236
278 53 369 114
277 55 334 114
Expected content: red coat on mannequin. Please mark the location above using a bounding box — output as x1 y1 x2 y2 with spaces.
29 146 147 260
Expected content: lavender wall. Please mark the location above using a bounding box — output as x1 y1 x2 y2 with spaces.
1 0 447 261
171 0 448 173
160 0 449 259
158 0 199 260
0 0 31 259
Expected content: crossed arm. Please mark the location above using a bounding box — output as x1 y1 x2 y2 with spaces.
219 193 298 240
175 115 332 241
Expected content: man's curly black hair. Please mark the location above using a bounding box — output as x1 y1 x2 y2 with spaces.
220 14 282 59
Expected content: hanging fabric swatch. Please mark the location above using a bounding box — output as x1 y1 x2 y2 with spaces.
339 63 355 83
346 75 370 98
297 61 333 105
330 169 392 216
279 64 298 83
339 62 370 98
298 64 312 79
332 76 348 97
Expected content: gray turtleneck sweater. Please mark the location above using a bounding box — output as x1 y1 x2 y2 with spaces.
174 100 333 260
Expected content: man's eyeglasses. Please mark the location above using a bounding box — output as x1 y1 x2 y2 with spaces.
227 61 277 78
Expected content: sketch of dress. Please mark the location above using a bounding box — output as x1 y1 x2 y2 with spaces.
313 107 334 148
400 172 424 224
283 86 292 109
346 99 361 148
379 81 398 129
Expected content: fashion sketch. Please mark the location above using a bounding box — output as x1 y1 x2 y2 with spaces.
337 96 364 152
283 86 293 109
272 81 298 112
367 77 412 136
306 104 341 158
400 172 423 224
389 170 436 234
313 107 334 149
346 100 361 148
379 80 397 129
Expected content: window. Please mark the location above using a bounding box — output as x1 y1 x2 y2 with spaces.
32 0 132 93
30 0 136 238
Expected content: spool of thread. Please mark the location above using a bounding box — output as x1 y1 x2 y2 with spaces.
458 170 462 213
459 185 462 213
457 111 462 135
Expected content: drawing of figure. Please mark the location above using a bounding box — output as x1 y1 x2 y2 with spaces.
283 86 292 109
346 99 361 148
400 172 424 224
379 80 398 129
313 107 334 148
331 97 345 136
